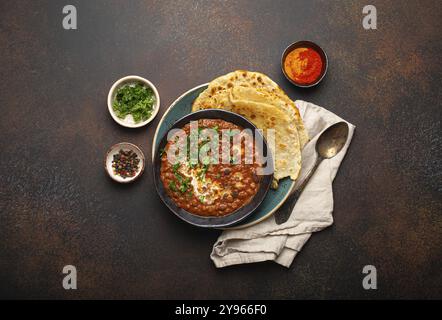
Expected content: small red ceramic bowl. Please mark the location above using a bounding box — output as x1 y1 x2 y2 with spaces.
281 40 328 88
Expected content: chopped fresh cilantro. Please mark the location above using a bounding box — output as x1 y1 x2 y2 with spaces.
178 177 191 193
112 83 156 123
169 181 177 192
172 163 180 173
188 161 197 169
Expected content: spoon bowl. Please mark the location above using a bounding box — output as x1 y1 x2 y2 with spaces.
274 121 349 225
316 122 349 159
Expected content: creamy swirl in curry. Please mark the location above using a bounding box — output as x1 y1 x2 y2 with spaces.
160 119 262 216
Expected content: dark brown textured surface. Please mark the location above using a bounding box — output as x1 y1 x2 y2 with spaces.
0 0 441 299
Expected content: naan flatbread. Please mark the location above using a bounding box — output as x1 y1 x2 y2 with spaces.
192 70 309 148
229 99 301 181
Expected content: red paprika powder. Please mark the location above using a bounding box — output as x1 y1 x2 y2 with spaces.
284 47 323 85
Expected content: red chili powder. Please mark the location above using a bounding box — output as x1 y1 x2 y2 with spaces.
284 47 323 85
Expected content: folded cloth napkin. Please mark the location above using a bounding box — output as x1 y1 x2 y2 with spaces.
211 100 355 268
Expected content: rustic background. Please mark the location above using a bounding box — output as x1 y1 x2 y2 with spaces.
0 0 440 299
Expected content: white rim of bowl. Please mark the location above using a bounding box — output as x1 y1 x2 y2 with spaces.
107 75 160 128
105 142 145 183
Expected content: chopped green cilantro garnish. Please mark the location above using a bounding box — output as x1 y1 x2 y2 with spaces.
113 83 156 123
178 177 191 193
171 165 190 193
172 163 180 173
169 181 177 192
188 161 197 169
224 129 239 137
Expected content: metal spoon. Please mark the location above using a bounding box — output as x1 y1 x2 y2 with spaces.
274 121 349 225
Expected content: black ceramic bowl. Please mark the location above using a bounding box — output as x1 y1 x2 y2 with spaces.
153 109 274 228
281 40 328 88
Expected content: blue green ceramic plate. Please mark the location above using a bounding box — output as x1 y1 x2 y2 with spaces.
151 84 295 229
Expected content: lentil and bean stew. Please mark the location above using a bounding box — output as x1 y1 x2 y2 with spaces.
160 119 262 217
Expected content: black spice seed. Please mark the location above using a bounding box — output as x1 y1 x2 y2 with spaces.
111 149 140 179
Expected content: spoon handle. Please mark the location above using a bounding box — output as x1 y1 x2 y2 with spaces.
274 157 323 225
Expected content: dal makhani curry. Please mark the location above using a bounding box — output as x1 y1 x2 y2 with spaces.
160 119 262 217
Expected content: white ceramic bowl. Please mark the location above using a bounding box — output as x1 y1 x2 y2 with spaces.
107 75 160 128
105 142 145 183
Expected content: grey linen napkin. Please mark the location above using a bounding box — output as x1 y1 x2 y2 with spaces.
211 100 355 268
